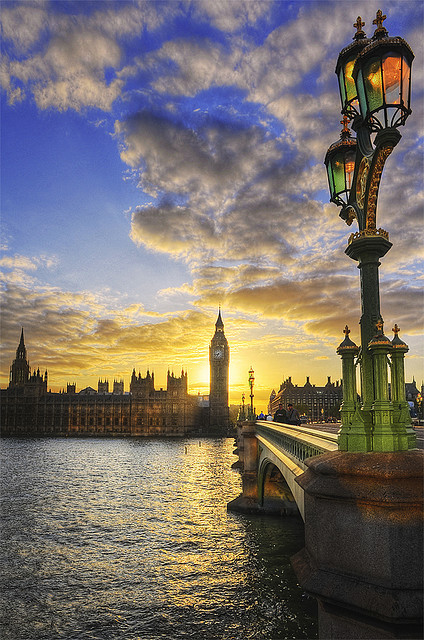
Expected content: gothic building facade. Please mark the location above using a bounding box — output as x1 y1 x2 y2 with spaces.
1 311 230 437
268 375 344 422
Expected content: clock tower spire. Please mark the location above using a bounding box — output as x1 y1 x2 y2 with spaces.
209 308 229 429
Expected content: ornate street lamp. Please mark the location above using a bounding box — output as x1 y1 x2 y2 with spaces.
248 368 255 420
326 10 416 452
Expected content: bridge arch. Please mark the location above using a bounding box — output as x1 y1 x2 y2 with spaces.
257 444 306 519
258 458 300 516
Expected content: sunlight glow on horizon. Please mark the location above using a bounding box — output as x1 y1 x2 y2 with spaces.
1 0 422 397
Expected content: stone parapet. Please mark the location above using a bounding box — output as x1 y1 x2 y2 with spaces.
292 450 423 639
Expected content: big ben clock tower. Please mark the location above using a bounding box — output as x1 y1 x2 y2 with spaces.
209 308 229 428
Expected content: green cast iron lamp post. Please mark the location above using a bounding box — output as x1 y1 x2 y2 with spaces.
238 393 246 421
326 10 416 452
248 368 255 420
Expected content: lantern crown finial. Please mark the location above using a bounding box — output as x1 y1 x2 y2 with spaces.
392 323 400 336
340 115 352 140
372 9 388 39
353 16 366 40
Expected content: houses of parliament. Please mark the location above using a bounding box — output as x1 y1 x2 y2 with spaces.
0 311 230 437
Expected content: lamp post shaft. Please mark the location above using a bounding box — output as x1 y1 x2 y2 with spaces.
346 234 392 422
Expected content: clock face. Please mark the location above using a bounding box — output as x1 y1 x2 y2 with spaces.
213 347 224 360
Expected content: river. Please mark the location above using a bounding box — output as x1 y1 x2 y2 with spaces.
0 437 317 640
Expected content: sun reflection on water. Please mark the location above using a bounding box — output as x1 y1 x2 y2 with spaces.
1 437 317 640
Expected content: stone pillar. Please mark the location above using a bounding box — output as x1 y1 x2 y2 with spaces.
240 421 258 500
367 326 397 452
337 326 370 451
390 325 417 450
227 421 259 513
292 451 423 639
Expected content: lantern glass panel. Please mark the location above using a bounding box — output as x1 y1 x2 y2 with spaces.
338 68 347 105
356 67 368 118
327 163 335 196
332 153 346 194
401 55 411 105
364 57 384 113
382 52 402 104
344 56 357 102
345 151 355 190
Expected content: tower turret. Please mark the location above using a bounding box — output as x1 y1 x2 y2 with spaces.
9 328 30 388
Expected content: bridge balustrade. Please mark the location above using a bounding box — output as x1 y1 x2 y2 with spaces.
255 420 337 467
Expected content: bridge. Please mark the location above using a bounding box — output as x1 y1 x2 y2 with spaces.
228 419 423 640
229 420 338 518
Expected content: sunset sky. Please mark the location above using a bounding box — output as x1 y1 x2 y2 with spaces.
1 0 423 409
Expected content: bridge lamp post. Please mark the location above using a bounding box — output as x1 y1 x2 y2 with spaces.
248 368 255 420
326 10 416 452
239 393 246 421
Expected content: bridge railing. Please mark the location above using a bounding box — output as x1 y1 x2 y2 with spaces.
255 420 338 467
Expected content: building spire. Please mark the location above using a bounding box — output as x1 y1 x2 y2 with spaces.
215 307 224 332
16 327 27 360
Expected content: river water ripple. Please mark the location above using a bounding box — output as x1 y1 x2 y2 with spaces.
0 437 317 640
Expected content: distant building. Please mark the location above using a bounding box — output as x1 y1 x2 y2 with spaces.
405 380 420 403
269 376 343 422
98 379 109 394
113 379 124 395
269 374 421 423
1 313 231 437
8 328 47 397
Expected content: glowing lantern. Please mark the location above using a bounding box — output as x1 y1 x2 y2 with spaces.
336 16 369 117
325 117 357 207
352 10 414 130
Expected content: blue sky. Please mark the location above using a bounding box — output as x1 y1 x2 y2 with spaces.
1 0 423 407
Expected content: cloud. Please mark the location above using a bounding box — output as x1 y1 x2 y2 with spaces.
0 279 216 389
0 1 170 111
1 0 422 392
116 111 279 197
117 110 331 266
149 39 239 97
0 253 59 288
189 266 423 342
5 27 124 111
0 255 39 270
130 202 217 260
0 2 49 53
193 0 273 33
